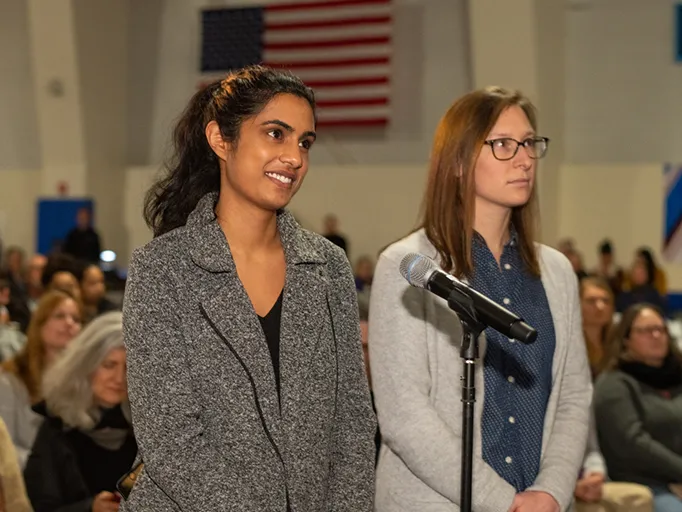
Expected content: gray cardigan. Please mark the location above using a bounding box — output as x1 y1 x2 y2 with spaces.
594 369 682 487
121 193 376 512
368 229 591 512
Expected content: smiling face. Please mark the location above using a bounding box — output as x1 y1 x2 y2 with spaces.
209 93 316 213
474 105 538 214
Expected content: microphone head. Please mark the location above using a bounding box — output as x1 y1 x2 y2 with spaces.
399 253 437 288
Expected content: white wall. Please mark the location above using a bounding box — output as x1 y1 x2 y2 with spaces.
557 163 682 284
565 0 682 163
124 164 428 265
0 170 41 252
0 0 40 170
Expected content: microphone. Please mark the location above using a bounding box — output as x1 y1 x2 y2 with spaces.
399 252 537 344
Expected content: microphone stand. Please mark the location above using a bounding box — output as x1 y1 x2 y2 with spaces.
446 286 487 512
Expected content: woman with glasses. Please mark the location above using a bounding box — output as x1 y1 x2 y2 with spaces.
595 303 682 512
369 87 591 511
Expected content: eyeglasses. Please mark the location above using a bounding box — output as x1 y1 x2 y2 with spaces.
630 325 667 337
484 137 550 161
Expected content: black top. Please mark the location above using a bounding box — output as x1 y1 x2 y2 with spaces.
258 291 284 399
24 404 138 511
63 227 101 263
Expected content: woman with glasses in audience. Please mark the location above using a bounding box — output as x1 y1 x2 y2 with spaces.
595 303 682 512
369 87 591 511
0 290 82 467
575 279 654 512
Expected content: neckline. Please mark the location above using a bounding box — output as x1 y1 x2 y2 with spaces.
257 290 284 320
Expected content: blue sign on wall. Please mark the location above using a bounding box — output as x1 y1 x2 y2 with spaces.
673 3 682 62
36 198 94 255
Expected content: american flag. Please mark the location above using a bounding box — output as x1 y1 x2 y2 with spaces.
200 0 392 128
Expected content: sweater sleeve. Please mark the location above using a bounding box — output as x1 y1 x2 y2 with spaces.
368 249 516 512
594 373 682 482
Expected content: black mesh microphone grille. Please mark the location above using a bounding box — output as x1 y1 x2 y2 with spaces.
399 253 436 288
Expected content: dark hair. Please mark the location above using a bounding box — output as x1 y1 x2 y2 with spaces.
636 247 657 285
144 65 316 238
599 239 613 255
419 86 541 278
41 253 84 288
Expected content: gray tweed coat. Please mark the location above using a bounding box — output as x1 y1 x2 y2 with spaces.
120 193 376 512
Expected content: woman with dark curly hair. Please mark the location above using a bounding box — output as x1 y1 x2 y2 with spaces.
121 65 376 511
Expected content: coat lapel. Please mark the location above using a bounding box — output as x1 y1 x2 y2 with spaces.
186 193 329 450
276 210 328 421
188 194 283 448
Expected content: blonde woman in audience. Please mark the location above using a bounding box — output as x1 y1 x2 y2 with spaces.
0 417 32 512
24 311 136 512
595 303 682 512
0 290 82 467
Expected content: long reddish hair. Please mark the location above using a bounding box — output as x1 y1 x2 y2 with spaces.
2 290 83 403
419 86 541 278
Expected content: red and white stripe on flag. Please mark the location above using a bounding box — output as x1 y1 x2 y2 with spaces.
264 0 392 128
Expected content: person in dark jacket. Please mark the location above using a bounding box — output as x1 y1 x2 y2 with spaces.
63 208 102 264
24 312 135 512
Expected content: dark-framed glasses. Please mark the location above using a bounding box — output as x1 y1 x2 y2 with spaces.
484 137 550 161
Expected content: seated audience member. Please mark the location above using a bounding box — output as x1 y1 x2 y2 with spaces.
25 254 47 312
0 290 82 467
629 248 668 298
354 255 374 292
41 253 83 301
581 277 615 378
616 252 667 315
595 303 682 512
0 277 26 362
80 264 119 324
24 312 136 512
2 246 32 333
577 279 654 511
594 239 625 295
576 413 653 512
0 416 32 512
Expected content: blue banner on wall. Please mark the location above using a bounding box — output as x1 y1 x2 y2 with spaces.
673 3 682 62
36 198 93 255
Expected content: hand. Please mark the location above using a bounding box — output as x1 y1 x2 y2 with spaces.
92 491 120 512
669 483 682 500
575 472 605 503
509 491 560 512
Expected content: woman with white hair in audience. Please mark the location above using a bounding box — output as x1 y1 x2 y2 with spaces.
24 311 136 512
595 303 682 512
0 289 82 467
